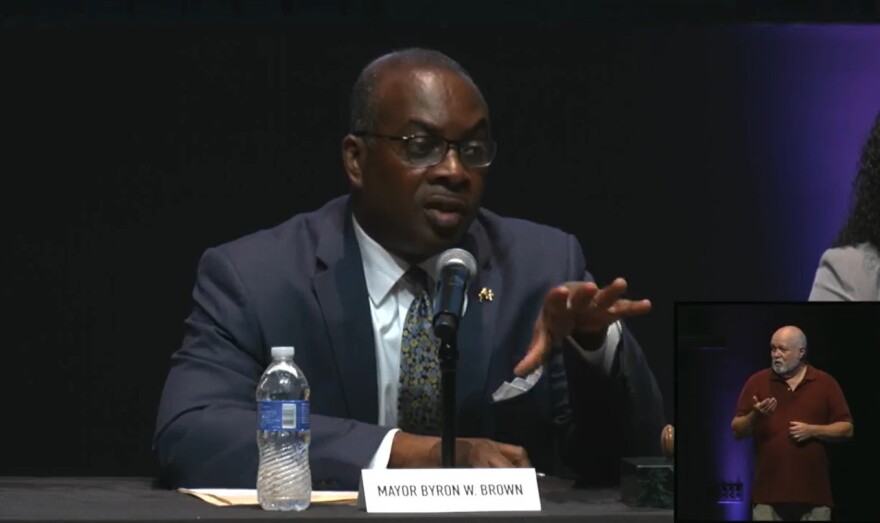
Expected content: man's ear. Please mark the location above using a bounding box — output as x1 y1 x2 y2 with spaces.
342 134 364 189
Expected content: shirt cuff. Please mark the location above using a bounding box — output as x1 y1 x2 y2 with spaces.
566 320 621 375
366 428 401 469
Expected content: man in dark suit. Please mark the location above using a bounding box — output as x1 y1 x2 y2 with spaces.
153 48 666 489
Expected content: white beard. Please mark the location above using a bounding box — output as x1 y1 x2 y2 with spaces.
772 359 798 375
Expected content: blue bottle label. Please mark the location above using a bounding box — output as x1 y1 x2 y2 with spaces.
257 400 310 431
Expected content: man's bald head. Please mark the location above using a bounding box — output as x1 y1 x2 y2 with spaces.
349 48 485 133
772 325 807 351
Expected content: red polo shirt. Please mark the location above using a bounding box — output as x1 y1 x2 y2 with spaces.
734 365 852 507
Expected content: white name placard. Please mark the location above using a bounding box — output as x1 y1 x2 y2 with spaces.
359 467 541 513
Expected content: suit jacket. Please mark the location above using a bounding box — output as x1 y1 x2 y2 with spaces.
153 195 666 489
809 242 880 301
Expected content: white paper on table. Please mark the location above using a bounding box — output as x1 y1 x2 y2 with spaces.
177 488 359 506
491 365 543 403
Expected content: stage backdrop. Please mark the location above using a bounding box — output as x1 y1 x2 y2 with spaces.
3 12 880 479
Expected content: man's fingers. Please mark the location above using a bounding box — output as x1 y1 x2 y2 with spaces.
479 441 517 468
497 443 531 467
568 278 651 329
545 286 570 313
567 282 598 311
753 397 764 413
514 284 582 378
512 455 532 467
754 396 777 415
608 298 653 317
757 397 776 407
461 439 528 468
514 321 550 377
485 455 516 468
519 278 651 377
543 287 573 336
592 278 628 310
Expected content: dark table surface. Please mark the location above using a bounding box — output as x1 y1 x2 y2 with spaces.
0 476 673 522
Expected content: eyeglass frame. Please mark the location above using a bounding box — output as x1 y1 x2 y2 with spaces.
351 131 497 168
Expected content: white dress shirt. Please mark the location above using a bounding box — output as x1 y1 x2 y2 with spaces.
351 217 620 469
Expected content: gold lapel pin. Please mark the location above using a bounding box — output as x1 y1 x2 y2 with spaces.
478 287 494 302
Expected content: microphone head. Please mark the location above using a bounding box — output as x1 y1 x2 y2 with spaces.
436 248 478 279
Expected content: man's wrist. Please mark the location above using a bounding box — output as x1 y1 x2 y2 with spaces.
569 326 609 352
388 431 439 469
741 410 757 428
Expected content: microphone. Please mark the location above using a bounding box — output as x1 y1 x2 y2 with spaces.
432 248 478 343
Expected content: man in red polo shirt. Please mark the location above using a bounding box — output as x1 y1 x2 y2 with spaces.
731 325 853 521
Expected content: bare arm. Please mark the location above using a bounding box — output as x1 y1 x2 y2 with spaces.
731 410 757 440
731 396 776 440
812 421 854 442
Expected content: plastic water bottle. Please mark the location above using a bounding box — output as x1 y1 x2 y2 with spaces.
256 346 311 511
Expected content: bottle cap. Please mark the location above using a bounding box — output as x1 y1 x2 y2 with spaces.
271 346 295 360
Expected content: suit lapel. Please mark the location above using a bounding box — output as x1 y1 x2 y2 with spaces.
455 219 498 435
312 199 379 424
309 201 498 430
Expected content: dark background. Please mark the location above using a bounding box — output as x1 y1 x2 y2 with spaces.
676 303 880 521
1 0 879 510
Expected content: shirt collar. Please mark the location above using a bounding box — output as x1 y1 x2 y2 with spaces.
352 215 441 307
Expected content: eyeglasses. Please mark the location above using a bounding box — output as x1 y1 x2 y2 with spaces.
352 131 497 168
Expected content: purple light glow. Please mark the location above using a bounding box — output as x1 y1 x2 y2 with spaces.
717 345 753 521
740 25 880 299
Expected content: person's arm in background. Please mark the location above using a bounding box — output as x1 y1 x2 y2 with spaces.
153 247 389 490
809 244 880 301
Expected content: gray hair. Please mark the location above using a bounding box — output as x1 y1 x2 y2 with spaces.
794 329 807 352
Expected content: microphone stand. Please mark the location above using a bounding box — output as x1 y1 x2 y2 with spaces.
431 253 475 469
437 334 458 468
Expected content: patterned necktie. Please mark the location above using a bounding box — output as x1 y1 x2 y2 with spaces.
397 266 442 435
